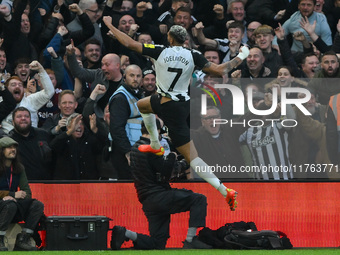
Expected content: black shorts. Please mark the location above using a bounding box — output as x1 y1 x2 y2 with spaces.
150 94 190 147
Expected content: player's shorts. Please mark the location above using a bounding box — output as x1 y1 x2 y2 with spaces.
150 94 190 148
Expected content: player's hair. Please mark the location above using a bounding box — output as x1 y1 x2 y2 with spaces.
169 25 188 44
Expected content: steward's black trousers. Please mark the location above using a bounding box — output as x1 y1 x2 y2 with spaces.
133 188 207 249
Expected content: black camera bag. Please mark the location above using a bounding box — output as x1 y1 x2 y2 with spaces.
198 221 293 249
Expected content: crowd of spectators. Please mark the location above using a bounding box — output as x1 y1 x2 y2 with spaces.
0 0 339 181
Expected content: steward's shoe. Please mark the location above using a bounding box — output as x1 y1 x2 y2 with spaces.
111 226 127 250
138 145 165 156
13 233 37 251
182 236 212 249
226 188 238 211
0 235 8 251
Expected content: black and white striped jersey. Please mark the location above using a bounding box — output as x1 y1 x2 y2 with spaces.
239 122 293 180
214 38 247 63
158 10 172 23
142 44 208 101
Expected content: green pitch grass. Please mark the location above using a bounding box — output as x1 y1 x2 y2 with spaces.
8 249 340 255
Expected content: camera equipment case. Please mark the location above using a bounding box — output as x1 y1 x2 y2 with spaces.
45 216 111 250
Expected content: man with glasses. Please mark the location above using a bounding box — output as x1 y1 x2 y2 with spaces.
67 0 103 51
246 21 262 48
191 106 246 179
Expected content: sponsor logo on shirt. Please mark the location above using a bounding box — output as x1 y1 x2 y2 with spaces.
251 136 275 148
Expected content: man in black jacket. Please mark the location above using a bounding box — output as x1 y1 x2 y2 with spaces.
110 121 211 250
66 41 123 118
50 112 105 180
42 90 78 138
9 107 52 180
0 82 16 124
253 25 283 75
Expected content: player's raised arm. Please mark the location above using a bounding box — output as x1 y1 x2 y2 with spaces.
202 46 249 76
103 16 143 54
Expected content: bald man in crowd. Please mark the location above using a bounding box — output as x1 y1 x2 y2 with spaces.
66 40 124 118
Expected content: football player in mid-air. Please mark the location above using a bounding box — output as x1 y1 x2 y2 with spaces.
104 16 250 211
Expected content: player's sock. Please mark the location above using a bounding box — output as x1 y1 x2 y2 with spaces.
186 227 197 242
141 113 161 149
125 229 137 241
190 157 227 196
217 183 228 197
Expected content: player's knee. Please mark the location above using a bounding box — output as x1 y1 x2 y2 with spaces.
137 98 151 113
137 100 143 110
